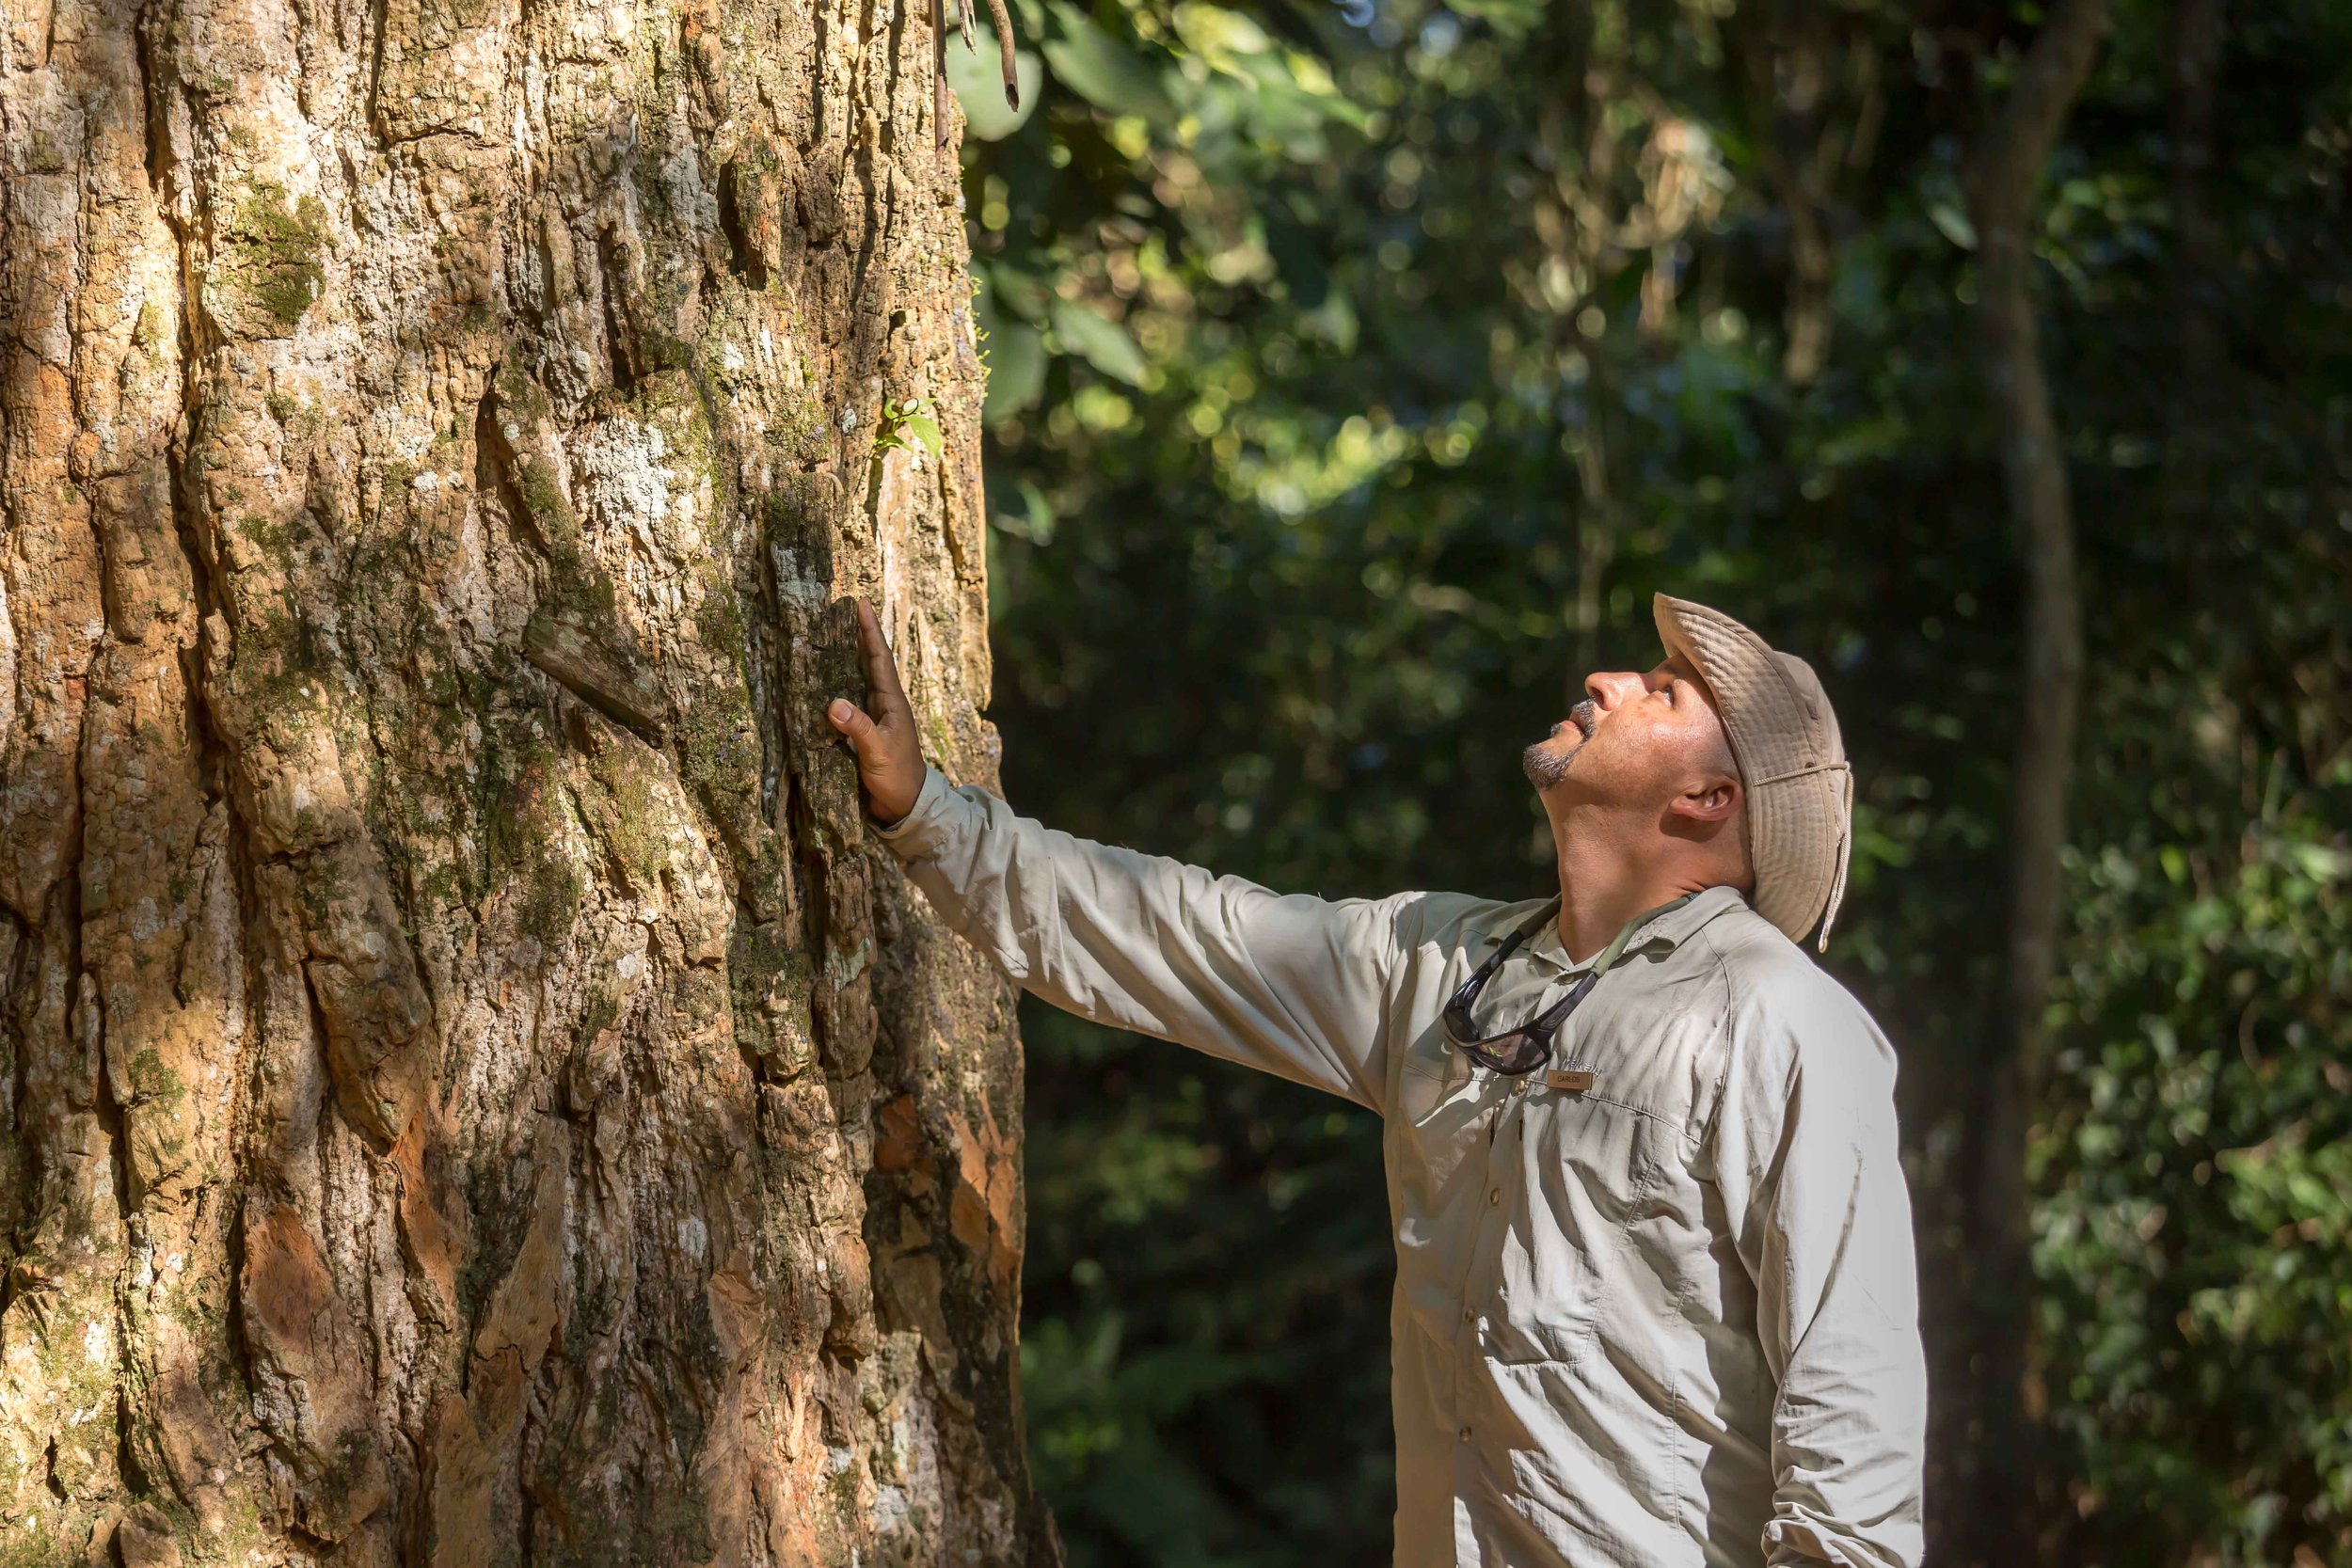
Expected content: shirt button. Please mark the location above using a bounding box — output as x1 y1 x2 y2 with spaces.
1460 1306 1474 1323
1511 1078 1527 1096
1487 1187 1501 1206
1457 1425 1473 1443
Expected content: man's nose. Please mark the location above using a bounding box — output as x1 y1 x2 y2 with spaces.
1582 670 1645 708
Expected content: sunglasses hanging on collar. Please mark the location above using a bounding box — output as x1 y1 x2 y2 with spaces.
1439 893 1696 1075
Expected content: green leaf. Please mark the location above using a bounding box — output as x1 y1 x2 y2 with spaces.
983 320 1046 421
1041 3 1175 124
978 260 1050 325
1050 298 1148 386
1929 201 1979 251
993 478 1055 544
901 411 944 460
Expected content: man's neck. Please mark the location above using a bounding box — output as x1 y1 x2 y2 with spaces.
1550 822 1718 965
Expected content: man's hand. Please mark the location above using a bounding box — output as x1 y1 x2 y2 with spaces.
827 597 927 826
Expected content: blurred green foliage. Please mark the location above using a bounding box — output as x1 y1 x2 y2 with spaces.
954 0 2352 1561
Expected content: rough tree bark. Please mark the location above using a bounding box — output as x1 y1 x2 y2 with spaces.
1955 1 2108 1562
0 0 1057 1557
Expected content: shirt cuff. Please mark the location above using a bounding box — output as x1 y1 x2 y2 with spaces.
871 765 959 856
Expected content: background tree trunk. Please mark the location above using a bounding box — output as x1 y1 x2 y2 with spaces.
1956 1 2107 1561
1727 0 1883 388
2163 0 2225 497
0 0 1056 1558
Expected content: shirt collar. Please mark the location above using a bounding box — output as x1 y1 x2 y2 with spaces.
1502 883 1749 975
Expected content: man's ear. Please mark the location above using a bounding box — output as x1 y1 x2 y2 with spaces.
1668 773 1742 825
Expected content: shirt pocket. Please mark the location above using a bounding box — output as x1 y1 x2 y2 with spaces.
1393 1028 1486 1197
1482 1092 1674 1364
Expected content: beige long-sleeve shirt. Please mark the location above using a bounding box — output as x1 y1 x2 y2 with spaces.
878 768 1927 1567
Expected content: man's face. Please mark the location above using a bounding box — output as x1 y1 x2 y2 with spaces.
1523 652 1740 810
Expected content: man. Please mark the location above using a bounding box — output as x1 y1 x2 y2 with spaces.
827 593 1926 1568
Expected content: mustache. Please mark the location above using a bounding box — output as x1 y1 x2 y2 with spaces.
1561 699 1597 741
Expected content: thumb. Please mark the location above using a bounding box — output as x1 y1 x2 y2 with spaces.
828 697 880 751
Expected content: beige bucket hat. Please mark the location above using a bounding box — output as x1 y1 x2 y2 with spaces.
1653 594 1852 951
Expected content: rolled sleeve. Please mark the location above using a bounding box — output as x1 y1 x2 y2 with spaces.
876 768 1406 1112
1712 970 1929 1568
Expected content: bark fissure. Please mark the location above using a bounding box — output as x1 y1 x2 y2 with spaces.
364 0 391 148
135 0 168 197
474 381 548 559
0 911 28 1257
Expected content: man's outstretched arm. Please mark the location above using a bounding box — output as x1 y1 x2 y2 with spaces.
828 598 1406 1111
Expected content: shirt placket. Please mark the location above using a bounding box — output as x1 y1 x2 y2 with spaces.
1450 960 1582 1464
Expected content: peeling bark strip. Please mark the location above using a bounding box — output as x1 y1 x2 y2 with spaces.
0 0 1054 1557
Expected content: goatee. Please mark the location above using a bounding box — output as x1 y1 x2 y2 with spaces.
1523 700 1596 791
1522 740 1571 791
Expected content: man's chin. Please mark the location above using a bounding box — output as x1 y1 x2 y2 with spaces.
1522 739 1579 793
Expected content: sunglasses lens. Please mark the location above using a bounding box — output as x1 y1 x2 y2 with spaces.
1463 1031 1548 1076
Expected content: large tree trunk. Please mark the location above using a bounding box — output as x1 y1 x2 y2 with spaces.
1954 2 2106 1562
0 0 1054 1558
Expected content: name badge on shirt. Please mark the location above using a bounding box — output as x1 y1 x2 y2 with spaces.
1543 1069 1596 1094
